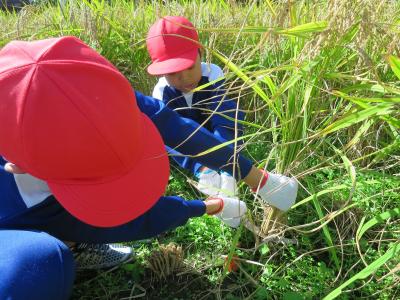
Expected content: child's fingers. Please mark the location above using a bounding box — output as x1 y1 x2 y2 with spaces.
4 162 26 174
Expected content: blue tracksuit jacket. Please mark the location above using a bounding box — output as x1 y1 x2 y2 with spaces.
153 63 245 174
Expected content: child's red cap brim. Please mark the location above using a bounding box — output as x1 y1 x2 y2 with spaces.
147 48 198 75
48 115 170 227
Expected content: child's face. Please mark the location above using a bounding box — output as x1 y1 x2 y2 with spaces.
164 54 202 93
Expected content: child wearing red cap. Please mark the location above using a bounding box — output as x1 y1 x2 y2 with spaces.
0 36 249 300
146 16 245 198
145 16 299 222
0 36 297 300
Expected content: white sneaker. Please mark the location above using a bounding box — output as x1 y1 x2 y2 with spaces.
214 196 247 228
196 168 221 196
256 173 298 211
219 172 237 197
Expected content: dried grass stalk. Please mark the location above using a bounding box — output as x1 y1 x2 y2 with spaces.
147 243 185 280
260 205 287 236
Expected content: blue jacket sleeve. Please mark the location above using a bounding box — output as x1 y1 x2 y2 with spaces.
125 197 205 240
135 91 252 180
2 195 205 243
0 157 28 220
207 82 245 143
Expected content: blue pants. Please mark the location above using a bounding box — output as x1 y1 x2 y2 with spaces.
0 196 205 299
0 230 75 300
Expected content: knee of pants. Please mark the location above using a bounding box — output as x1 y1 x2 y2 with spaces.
0 230 76 300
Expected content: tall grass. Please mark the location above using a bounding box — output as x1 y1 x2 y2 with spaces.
1 0 399 299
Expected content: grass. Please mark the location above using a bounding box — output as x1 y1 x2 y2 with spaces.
1 0 399 299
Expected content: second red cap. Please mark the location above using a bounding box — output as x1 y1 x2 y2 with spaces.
146 16 200 75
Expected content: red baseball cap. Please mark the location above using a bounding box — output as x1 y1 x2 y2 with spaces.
0 36 169 227
146 16 200 75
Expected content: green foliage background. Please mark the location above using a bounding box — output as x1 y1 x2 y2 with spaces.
1 0 399 299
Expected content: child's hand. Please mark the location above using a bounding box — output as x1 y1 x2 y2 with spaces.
196 167 221 196
4 163 26 174
253 172 298 211
219 172 237 197
206 196 247 228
